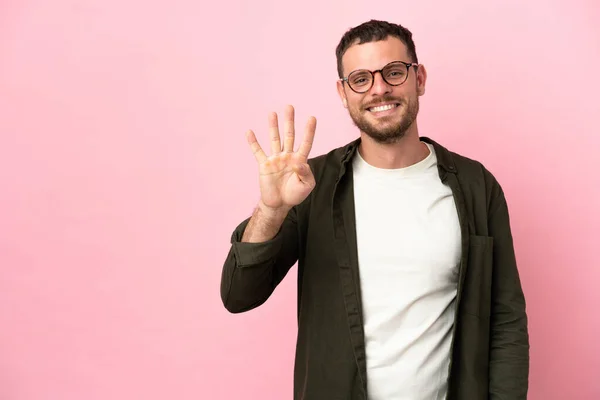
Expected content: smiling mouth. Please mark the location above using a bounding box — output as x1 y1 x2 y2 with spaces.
367 103 400 112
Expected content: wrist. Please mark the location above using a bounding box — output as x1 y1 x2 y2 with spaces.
257 200 291 221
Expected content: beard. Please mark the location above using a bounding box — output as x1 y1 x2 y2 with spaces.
348 95 419 144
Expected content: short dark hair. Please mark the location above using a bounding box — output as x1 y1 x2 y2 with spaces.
335 19 419 78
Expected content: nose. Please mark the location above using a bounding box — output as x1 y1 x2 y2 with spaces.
369 71 392 96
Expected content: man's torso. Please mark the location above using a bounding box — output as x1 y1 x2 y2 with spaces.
352 142 461 399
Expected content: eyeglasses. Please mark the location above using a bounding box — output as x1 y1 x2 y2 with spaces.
340 61 419 93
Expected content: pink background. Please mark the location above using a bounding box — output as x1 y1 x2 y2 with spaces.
1 0 599 399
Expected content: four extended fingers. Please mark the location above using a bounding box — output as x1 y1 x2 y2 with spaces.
247 105 316 162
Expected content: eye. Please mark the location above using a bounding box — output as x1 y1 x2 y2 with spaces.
350 73 371 86
386 68 405 77
383 66 407 83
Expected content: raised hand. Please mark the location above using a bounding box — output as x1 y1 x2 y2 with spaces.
246 105 317 214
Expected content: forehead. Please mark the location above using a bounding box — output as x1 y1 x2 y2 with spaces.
341 36 409 75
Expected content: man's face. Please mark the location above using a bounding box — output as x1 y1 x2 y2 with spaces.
337 36 427 144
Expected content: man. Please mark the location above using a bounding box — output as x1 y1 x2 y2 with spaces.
220 19 529 400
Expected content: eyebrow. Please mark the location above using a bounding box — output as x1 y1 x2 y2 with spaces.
347 61 405 75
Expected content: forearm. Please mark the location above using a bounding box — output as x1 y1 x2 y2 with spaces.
221 244 278 313
221 207 299 313
241 201 291 243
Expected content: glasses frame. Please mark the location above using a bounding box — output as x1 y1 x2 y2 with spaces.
340 61 419 94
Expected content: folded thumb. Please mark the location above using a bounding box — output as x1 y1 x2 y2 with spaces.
295 163 310 178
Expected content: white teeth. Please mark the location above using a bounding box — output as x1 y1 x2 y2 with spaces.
369 104 397 112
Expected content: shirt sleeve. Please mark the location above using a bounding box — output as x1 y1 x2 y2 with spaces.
220 207 300 313
488 185 530 399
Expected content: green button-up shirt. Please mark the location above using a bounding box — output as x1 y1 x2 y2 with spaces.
221 136 530 400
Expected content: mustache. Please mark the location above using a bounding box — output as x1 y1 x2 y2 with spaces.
362 96 403 109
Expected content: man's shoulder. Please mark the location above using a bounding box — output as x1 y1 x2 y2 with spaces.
425 137 500 185
454 150 501 188
431 139 505 204
449 148 491 179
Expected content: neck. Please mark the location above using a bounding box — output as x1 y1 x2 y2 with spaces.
358 126 429 169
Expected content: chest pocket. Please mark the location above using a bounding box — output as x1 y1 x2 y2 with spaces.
461 235 494 318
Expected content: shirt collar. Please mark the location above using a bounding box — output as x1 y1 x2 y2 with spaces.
339 136 457 174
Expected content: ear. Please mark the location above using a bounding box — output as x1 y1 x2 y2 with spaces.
337 80 348 108
416 64 427 96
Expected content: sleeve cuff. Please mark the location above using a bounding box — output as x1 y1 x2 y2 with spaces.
230 218 284 267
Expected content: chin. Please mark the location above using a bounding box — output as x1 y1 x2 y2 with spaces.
364 129 407 145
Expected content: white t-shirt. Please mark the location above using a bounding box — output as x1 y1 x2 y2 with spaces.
352 142 462 400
